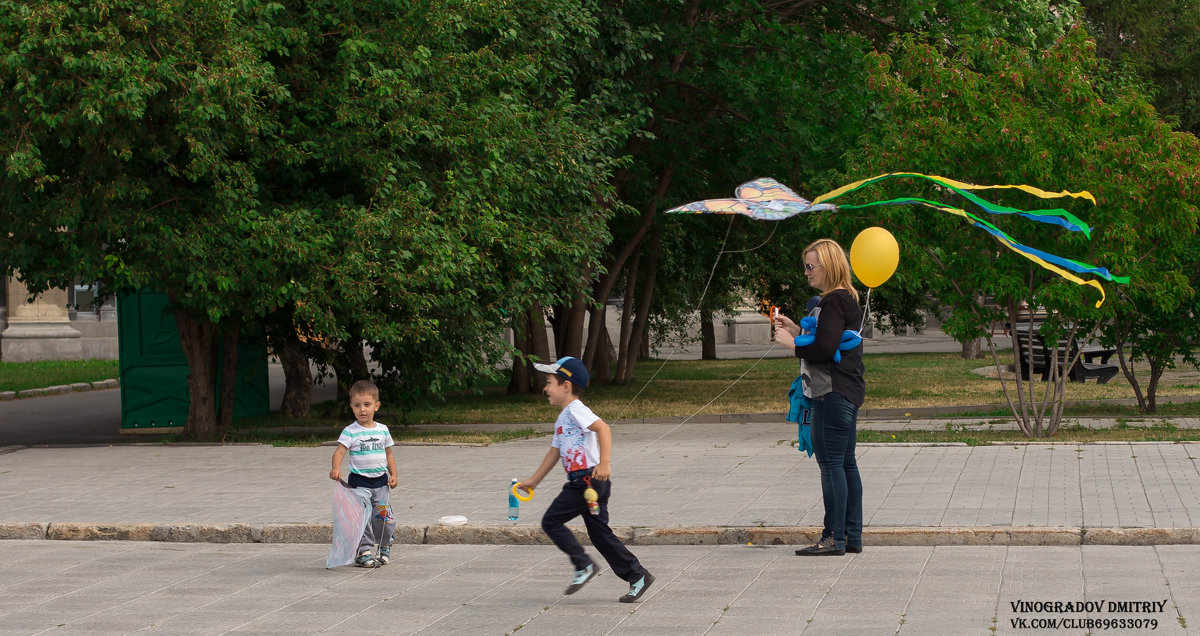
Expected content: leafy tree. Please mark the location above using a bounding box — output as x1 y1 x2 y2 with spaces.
1 0 625 436
1081 0 1200 134
551 0 1086 383
839 28 1200 434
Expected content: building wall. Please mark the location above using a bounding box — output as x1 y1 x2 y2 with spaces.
0 274 118 362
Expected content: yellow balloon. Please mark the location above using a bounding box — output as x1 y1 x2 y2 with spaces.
850 227 899 288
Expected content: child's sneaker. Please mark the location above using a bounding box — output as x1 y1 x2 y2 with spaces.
355 551 380 568
564 563 600 595
378 546 391 565
618 572 655 603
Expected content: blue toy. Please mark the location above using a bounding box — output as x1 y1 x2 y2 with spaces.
786 315 862 457
791 315 862 362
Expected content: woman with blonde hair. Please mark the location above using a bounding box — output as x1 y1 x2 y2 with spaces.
773 238 865 556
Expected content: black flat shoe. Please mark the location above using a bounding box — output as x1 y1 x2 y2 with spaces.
846 545 863 554
795 542 845 556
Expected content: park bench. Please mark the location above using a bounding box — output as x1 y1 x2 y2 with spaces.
1011 324 1119 384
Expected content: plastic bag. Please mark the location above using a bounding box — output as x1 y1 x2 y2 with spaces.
327 479 372 569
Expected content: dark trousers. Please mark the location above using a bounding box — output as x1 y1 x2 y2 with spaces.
810 391 863 550
541 475 646 582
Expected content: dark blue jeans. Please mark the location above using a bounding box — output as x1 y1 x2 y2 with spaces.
810 391 863 550
541 476 647 583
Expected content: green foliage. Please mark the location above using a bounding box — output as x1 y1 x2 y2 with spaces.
841 27 1200 417
1081 0 1200 134
1 0 631 416
624 1 1085 352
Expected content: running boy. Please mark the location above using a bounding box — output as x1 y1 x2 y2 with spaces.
516 356 655 603
329 380 398 568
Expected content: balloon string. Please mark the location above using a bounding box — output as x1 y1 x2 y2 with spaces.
859 287 871 333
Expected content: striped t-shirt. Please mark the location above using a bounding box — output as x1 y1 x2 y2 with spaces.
337 422 395 477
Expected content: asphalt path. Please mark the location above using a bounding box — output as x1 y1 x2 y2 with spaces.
0 365 339 446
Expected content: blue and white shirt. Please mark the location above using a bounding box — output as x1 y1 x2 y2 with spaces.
337 422 395 477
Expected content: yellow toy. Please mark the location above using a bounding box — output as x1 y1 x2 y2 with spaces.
511 482 534 502
583 486 599 516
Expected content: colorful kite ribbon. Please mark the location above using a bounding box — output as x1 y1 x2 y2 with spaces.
666 172 1129 307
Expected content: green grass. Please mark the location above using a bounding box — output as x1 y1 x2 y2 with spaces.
403 352 1200 423
9 353 1200 447
858 421 1200 446
215 407 545 446
0 359 120 392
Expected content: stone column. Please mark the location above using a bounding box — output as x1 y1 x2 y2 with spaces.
1 275 83 362
99 294 118 322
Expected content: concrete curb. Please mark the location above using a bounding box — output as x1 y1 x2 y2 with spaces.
4 522 1200 546
0 378 119 401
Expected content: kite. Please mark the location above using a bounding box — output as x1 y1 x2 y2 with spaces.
666 172 1130 307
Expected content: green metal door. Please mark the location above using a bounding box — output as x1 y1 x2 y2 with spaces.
117 289 269 432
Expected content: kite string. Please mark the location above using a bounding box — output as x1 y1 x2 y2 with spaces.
614 217 777 420
611 218 781 462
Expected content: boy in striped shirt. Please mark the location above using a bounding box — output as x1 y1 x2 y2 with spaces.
329 380 398 567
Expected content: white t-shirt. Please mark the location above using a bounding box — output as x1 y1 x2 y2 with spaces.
550 399 601 472
336 422 395 477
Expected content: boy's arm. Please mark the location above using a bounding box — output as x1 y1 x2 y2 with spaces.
591 419 612 480
329 443 348 480
385 446 398 488
518 446 560 494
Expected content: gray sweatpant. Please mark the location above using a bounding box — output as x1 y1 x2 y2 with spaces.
357 484 396 554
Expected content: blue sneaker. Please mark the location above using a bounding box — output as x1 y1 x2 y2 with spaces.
619 572 655 603
564 563 600 595
378 546 391 565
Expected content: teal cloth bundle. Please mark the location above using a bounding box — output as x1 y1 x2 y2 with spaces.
787 375 813 457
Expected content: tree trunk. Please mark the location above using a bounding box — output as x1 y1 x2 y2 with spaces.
528 302 551 393
334 336 370 402
217 325 240 437
961 337 982 359
584 165 674 365
618 226 662 382
175 308 220 440
507 311 531 395
550 303 568 357
614 249 642 383
560 294 586 359
347 336 369 379
1147 359 1164 413
1112 322 1146 412
279 337 313 417
701 308 716 360
592 326 615 383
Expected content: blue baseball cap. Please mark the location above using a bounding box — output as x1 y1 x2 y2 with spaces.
533 356 590 389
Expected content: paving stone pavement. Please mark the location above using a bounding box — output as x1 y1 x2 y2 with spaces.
4 330 1200 633
3 424 1200 545
1 541 1196 635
